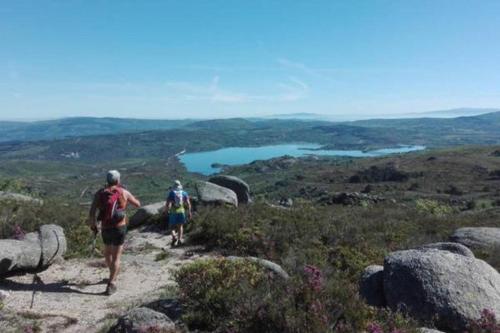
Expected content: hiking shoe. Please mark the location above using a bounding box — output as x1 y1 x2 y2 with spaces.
179 238 185 246
171 235 178 247
105 283 117 296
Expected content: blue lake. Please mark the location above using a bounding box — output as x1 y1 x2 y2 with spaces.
179 143 426 175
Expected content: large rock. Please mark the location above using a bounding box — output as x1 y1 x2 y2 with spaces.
383 249 500 332
0 224 66 278
416 242 475 258
359 265 385 307
209 175 251 204
109 307 176 333
0 235 41 277
195 181 238 207
145 299 183 322
279 197 293 208
129 202 165 229
450 227 500 251
39 224 67 268
417 329 446 333
227 256 290 280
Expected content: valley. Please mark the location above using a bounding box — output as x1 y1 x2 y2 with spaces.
1 114 500 332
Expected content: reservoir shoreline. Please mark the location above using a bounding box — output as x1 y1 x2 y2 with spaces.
180 143 425 175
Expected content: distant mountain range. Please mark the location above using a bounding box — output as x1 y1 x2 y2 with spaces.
0 117 194 143
263 108 500 122
0 108 499 143
260 112 326 120
398 108 500 118
3 111 500 163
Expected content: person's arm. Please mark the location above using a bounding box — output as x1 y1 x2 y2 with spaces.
165 191 173 214
88 192 99 234
185 193 192 220
166 200 173 212
124 190 141 208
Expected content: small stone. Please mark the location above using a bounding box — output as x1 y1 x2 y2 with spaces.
0 290 9 301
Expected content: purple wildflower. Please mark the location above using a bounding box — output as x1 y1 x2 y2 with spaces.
303 265 324 292
23 326 34 333
469 308 500 332
13 225 25 240
366 322 384 333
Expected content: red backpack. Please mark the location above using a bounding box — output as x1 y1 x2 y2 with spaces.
98 187 125 226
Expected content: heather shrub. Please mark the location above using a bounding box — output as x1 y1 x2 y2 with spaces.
328 245 375 279
185 201 496 331
174 257 418 332
174 258 337 333
190 203 333 262
363 309 418 333
174 258 270 331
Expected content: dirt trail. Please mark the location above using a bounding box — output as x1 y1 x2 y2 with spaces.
0 228 211 332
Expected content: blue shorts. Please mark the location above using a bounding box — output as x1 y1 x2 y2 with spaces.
169 212 187 225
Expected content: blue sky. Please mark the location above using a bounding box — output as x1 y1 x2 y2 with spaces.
1 0 500 120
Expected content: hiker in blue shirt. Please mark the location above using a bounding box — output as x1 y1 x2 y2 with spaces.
165 180 192 246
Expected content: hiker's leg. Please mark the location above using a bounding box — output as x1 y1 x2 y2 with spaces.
178 224 184 241
169 214 177 237
102 229 113 270
109 245 124 284
103 245 113 270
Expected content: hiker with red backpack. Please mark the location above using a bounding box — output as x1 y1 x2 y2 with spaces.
165 180 192 247
88 170 141 295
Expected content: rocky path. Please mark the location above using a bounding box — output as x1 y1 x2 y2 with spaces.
0 228 211 332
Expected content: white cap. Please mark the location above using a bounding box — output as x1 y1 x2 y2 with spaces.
174 180 182 189
107 170 121 185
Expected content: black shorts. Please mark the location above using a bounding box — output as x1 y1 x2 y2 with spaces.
102 225 127 246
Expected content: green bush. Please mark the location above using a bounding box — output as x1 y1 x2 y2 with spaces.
415 199 453 216
190 203 333 261
174 258 268 331
0 177 30 193
184 201 496 331
174 257 419 332
175 258 336 333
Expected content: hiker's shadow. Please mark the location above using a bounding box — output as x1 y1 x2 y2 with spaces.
0 277 108 296
140 223 168 235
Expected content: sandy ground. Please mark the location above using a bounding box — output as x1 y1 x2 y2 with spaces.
0 228 211 332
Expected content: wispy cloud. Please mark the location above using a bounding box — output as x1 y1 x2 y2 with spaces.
277 58 336 82
276 57 422 81
164 75 308 104
165 65 283 73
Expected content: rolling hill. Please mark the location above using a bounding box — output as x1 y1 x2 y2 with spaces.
0 117 195 143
